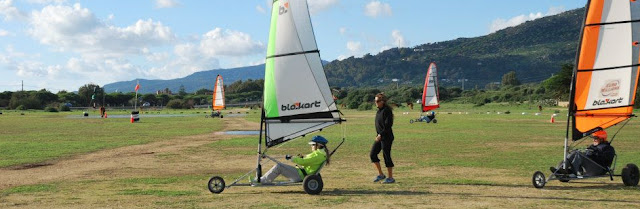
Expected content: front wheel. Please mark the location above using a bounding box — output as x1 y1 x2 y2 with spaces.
622 163 639 186
220 115 224 118
303 174 323 195
432 119 437 124
532 171 546 189
208 176 225 193
409 119 414 124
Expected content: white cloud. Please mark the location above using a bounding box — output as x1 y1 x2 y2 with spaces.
199 28 264 57
0 0 28 21
26 0 66 4
339 27 347 35
489 6 565 33
0 29 8 36
28 4 176 56
364 1 391 18
308 0 339 15
155 0 180 9
346 41 361 52
391 30 406 47
256 5 266 14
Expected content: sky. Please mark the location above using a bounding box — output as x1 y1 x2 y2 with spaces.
0 0 586 92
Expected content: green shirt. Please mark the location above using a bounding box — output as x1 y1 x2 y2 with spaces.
292 149 327 178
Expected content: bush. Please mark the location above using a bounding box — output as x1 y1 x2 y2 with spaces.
59 104 71 111
166 99 184 109
357 103 373 111
44 107 58 112
16 105 26 110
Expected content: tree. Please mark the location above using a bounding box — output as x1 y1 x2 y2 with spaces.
501 71 520 86
178 85 187 96
542 63 573 100
78 84 104 107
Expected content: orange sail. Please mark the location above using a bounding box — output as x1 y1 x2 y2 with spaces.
570 0 640 140
212 75 225 110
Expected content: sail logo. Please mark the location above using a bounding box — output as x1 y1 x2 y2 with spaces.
281 101 321 111
279 2 289 15
600 80 620 97
592 97 624 106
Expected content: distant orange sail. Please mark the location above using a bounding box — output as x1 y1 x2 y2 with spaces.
212 75 225 110
570 0 640 140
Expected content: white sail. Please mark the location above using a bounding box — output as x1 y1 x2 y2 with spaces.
212 75 225 110
263 0 342 147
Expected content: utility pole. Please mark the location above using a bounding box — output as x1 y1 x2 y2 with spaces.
462 78 465 90
21 80 23 92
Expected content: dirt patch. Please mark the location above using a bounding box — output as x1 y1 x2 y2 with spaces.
0 117 259 190
9 163 54 170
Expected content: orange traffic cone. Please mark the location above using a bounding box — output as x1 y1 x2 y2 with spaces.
550 114 556 123
131 116 134 123
104 113 108 118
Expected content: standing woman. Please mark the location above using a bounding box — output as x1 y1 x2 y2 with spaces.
371 93 395 183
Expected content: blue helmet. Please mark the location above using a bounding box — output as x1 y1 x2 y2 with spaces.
309 135 328 145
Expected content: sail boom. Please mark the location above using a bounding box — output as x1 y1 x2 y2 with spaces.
578 63 640 72
266 50 319 59
585 19 640 26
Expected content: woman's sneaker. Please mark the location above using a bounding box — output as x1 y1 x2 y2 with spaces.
382 177 395 184
373 175 386 182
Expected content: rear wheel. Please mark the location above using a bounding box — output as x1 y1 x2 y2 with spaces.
409 119 414 124
303 174 323 195
220 115 224 118
532 171 546 189
432 119 438 124
208 176 225 193
622 163 639 186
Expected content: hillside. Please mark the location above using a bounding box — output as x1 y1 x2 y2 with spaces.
103 65 264 94
104 7 584 92
324 8 583 88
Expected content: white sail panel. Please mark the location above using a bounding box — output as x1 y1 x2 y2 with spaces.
583 68 633 110
592 23 632 69
273 0 317 56
213 75 225 110
424 65 439 107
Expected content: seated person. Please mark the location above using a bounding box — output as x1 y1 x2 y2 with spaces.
426 111 436 122
552 130 615 176
255 136 329 184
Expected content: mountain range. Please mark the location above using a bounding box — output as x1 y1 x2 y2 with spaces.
105 7 584 93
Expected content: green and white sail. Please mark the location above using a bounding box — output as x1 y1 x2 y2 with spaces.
263 0 342 147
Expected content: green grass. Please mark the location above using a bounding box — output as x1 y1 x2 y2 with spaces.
0 108 223 167
3 104 640 208
1 184 57 195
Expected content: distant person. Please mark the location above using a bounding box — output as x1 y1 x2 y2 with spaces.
538 105 543 112
371 93 396 183
99 106 106 118
551 130 615 176
254 136 329 184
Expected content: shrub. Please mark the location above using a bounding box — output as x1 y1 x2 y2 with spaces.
357 103 373 111
166 99 184 109
16 105 26 110
59 104 71 111
44 107 58 112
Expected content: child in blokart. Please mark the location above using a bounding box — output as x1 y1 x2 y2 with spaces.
551 130 616 176
256 136 330 184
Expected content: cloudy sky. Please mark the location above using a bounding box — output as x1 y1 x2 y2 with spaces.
0 0 585 92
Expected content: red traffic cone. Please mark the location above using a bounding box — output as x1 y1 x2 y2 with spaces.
550 114 556 123
104 113 108 118
131 116 134 123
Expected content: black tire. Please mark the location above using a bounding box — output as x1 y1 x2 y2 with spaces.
409 119 414 124
303 174 323 195
220 115 224 118
622 163 639 186
532 171 546 189
208 176 225 194
559 178 570 183
432 119 437 124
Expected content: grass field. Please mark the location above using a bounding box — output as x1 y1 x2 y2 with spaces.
1 104 639 208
